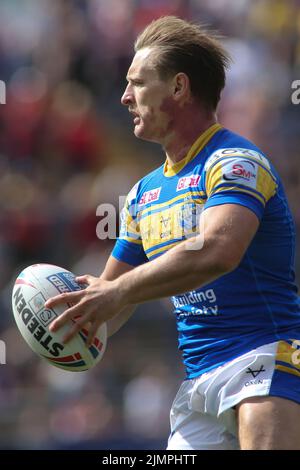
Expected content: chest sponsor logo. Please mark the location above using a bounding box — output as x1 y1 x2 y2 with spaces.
139 187 161 206
222 159 258 187
172 288 218 317
176 174 201 191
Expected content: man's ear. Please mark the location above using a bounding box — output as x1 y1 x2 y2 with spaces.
173 73 191 101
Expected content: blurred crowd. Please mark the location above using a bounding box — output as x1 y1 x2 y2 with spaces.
0 0 299 449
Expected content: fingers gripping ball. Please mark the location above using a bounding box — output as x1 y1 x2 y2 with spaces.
12 264 107 371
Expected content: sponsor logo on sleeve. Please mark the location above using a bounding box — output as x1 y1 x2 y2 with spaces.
205 148 271 171
222 159 258 188
139 187 161 206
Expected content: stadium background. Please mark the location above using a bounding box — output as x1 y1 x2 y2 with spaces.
0 0 299 450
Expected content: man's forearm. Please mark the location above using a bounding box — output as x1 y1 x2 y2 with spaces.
115 236 233 305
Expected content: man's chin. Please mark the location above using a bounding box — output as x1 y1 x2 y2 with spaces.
133 126 158 143
133 126 147 140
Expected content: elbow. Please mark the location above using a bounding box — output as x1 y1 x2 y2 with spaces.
212 249 242 276
218 256 240 275
205 236 244 276
193 247 241 278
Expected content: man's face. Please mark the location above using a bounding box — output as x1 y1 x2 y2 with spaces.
121 48 175 143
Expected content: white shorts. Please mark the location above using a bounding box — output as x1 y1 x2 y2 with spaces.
167 339 300 450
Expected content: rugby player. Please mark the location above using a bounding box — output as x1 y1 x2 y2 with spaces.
46 16 300 449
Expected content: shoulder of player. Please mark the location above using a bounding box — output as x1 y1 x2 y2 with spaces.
204 146 273 174
203 129 272 171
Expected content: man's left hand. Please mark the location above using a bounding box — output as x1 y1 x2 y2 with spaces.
45 275 125 347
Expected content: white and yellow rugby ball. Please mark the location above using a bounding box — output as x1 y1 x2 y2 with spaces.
12 263 107 371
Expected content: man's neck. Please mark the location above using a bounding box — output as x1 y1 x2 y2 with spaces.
163 112 217 166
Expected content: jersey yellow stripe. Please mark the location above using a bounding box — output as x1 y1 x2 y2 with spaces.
146 228 198 257
147 240 181 257
275 364 300 378
210 183 266 205
140 190 205 217
257 167 277 200
276 339 300 365
123 236 142 244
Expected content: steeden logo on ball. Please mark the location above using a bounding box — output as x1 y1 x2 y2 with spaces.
12 263 107 371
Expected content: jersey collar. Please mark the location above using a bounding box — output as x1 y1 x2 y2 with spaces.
163 122 222 177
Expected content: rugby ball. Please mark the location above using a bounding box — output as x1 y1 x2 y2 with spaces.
12 263 107 371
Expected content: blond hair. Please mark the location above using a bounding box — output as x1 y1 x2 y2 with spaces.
135 16 231 110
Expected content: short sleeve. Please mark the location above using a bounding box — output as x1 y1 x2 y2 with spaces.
204 149 278 220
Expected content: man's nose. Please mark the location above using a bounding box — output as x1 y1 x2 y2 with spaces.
121 84 133 106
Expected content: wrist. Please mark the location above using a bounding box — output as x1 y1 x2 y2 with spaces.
111 274 133 307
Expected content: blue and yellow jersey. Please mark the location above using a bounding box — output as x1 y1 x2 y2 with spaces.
112 123 300 378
